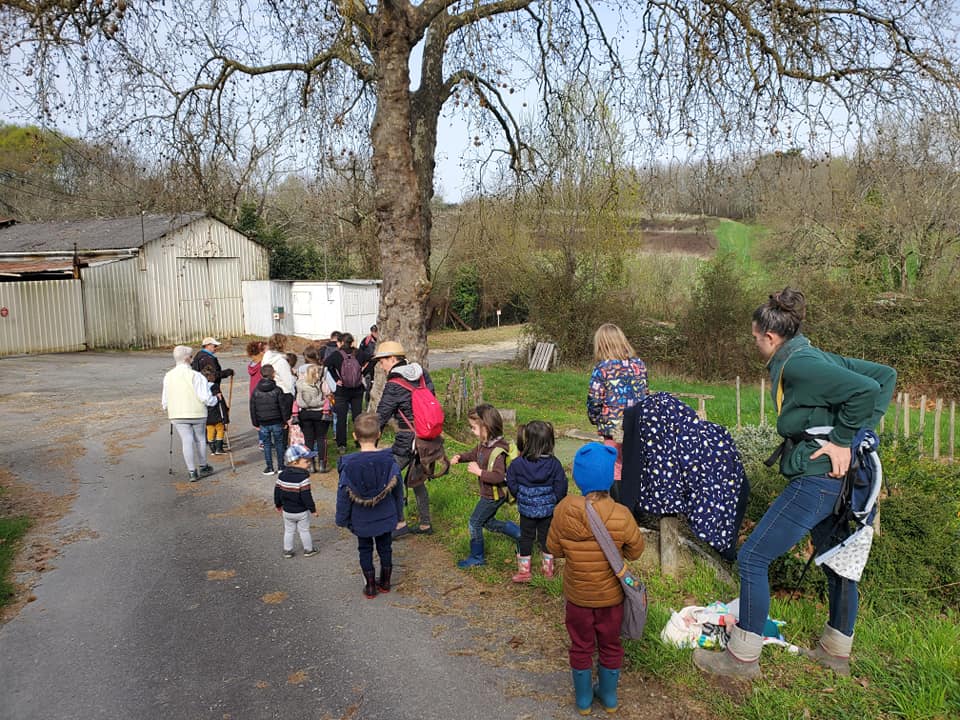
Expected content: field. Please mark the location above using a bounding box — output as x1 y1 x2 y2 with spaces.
413 329 960 720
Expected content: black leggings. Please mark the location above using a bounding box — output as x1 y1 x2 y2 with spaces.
357 532 393 572
299 410 331 462
334 386 364 447
519 515 552 556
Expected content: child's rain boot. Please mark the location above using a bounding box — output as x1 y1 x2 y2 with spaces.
378 565 392 593
802 623 852 676
457 539 486 568
213 439 224 455
542 553 555 579
594 666 620 713
511 555 532 583
693 624 763 679
571 668 594 715
362 569 378 599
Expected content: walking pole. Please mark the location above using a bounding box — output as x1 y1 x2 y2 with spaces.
223 374 235 454
222 427 237 473
168 423 174 475
219 395 236 474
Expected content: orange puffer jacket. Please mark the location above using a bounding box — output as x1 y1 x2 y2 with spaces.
546 493 644 608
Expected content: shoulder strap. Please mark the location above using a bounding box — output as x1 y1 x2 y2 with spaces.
388 376 427 392
486 445 507 472
584 500 627 578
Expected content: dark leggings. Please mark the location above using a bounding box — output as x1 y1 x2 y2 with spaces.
334 386 363 447
519 515 552 556
357 532 393 573
299 410 331 463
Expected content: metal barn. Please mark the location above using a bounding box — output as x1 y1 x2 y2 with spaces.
0 214 268 355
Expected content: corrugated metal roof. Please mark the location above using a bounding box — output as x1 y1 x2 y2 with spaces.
0 212 207 252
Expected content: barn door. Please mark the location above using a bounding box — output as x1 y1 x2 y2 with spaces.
177 257 242 341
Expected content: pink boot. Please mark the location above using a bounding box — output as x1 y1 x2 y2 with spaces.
511 555 532 583
542 553 555 579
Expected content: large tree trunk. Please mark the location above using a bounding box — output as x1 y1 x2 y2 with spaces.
371 24 431 366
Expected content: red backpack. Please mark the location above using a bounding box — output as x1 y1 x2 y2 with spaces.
388 376 444 440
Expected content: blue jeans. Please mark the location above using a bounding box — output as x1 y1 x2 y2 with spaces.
259 424 285 471
737 474 857 637
468 496 510 543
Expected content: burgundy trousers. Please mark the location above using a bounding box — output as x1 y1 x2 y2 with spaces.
564 600 625 670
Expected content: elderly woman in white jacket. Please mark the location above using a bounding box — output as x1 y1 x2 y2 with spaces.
162 345 219 481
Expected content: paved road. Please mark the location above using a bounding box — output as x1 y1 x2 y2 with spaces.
0 348 560 720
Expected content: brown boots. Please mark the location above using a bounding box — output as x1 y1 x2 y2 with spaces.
693 624 763 679
802 623 853 676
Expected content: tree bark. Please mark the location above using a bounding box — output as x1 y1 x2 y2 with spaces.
370 15 431 366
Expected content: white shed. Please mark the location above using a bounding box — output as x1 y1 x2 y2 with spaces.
242 280 380 341
0 213 268 355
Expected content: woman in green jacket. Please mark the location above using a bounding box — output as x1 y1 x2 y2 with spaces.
694 288 896 680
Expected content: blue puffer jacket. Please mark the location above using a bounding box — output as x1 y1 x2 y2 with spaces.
506 455 568 519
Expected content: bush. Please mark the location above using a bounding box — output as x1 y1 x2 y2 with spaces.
678 252 758 379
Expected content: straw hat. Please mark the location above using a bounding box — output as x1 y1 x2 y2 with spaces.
372 340 406 359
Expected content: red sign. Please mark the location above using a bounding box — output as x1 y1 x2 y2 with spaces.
0 307 8 318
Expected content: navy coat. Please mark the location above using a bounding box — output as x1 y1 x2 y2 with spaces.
335 449 404 538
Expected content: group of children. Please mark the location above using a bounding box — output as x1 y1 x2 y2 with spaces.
272 395 643 715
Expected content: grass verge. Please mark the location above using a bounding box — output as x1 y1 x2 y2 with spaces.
416 361 960 720
0 513 30 609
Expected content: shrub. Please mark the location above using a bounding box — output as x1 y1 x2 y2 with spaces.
678 252 757 379
731 425 960 609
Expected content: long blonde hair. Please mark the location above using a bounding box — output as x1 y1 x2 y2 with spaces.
593 323 635 361
306 364 322 385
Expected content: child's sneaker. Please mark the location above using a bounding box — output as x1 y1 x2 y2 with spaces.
283 550 295 559
187 469 200 482
303 548 319 558
199 464 214 476
262 467 275 475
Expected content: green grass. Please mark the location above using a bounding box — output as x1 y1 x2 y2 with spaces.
0 513 30 609
419 360 960 720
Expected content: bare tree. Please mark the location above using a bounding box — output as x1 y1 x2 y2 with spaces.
2 0 958 359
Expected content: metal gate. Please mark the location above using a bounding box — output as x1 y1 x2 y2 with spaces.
176 257 243 341
0 280 86 356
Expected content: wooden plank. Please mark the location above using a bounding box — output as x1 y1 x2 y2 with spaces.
528 341 556 371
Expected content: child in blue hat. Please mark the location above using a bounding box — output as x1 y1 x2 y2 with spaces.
547 442 644 715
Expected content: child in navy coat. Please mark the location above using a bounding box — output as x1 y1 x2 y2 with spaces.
505 421 568 582
335 413 404 598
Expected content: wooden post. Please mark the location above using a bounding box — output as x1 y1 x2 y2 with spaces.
697 397 707 421
903 393 910 439
893 393 902 447
919 395 927 457
735 376 742 429
659 517 683 578
933 398 943 460
760 378 766 426
951 400 956 463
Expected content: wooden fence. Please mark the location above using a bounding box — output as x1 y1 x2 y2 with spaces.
732 378 958 462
